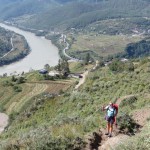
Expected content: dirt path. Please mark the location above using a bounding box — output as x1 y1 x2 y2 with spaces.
115 94 135 105
132 108 150 126
75 70 88 89
74 61 99 90
0 113 9 134
99 134 129 150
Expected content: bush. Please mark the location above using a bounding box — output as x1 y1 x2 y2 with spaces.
9 111 19 123
16 77 25 84
117 113 140 135
13 85 22 92
2 80 13 86
109 59 124 72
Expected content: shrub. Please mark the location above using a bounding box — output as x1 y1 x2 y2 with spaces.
16 77 25 84
11 76 17 82
109 59 124 72
117 113 140 135
2 80 13 86
9 111 19 123
13 85 22 92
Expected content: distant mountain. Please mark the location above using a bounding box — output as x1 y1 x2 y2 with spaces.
0 0 150 31
0 0 59 20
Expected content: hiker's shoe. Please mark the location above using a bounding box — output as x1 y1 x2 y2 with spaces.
105 133 109 135
108 134 112 138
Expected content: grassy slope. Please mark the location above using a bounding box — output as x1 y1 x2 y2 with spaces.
0 60 150 149
0 72 71 115
85 17 150 35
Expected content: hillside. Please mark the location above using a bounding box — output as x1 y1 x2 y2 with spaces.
0 0 150 31
0 58 149 149
0 27 30 66
0 0 150 149
0 27 12 57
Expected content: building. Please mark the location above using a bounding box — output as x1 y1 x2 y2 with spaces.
48 71 60 77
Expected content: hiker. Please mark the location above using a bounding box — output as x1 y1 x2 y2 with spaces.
103 102 118 137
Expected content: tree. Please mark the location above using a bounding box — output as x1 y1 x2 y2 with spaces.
109 59 124 72
125 61 134 72
62 59 70 74
44 64 50 70
84 53 90 65
55 59 70 75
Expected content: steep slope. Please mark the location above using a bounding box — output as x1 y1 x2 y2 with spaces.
0 0 150 31
0 58 149 149
0 0 59 20
15 0 150 30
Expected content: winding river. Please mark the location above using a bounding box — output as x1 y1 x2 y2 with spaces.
0 23 59 75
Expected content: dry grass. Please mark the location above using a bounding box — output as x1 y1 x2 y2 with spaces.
69 34 142 57
0 77 72 115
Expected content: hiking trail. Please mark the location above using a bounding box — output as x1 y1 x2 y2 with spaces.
85 94 150 150
75 70 88 89
75 61 99 90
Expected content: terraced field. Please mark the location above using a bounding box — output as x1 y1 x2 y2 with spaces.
6 83 48 114
0 80 71 115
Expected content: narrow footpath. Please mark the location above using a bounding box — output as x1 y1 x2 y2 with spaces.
85 94 150 150
75 70 89 90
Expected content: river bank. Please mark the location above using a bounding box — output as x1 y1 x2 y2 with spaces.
0 23 59 75
0 32 30 67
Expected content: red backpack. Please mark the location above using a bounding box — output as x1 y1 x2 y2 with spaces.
112 104 118 115
112 104 118 125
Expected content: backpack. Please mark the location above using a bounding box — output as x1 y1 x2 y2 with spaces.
107 104 118 117
112 104 118 115
107 106 116 117
105 104 118 123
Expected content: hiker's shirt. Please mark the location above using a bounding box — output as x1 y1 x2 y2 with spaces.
105 105 116 117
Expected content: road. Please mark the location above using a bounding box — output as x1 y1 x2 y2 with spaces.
61 34 81 62
0 36 14 59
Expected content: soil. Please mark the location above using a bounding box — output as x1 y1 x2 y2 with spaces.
0 113 9 134
75 70 88 89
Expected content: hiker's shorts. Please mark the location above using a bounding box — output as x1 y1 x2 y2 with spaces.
105 116 115 124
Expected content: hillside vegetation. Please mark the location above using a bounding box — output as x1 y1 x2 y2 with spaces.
0 0 150 31
0 27 12 57
0 58 149 149
0 26 31 66
67 33 142 60
0 0 150 149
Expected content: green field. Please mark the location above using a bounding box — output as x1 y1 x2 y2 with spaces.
68 34 142 57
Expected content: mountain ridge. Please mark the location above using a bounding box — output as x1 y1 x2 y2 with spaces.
0 0 150 31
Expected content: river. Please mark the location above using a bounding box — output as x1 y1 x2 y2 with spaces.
0 23 59 75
